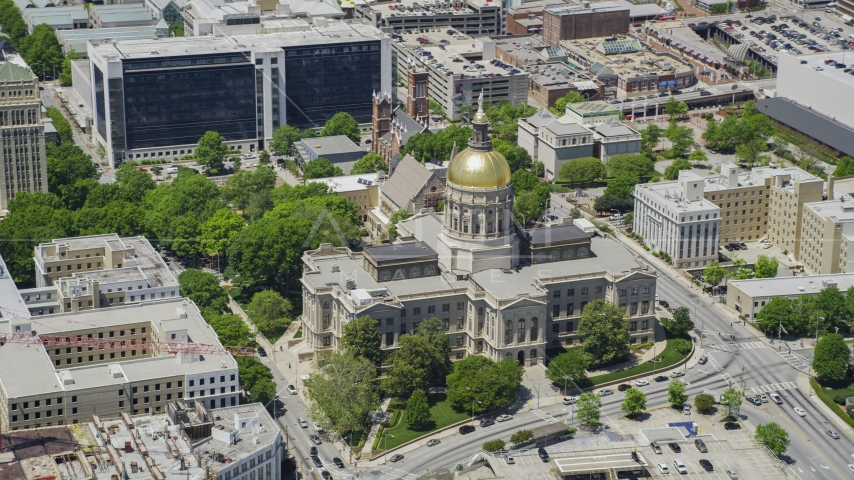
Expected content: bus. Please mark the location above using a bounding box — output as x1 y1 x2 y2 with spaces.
657 15 676 21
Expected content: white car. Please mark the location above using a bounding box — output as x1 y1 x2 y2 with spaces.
599 389 614 396
794 406 807 417
671 371 685 378
635 379 650 387
726 468 739 479
769 393 783 404
287 384 298 395
673 459 688 474
657 463 670 474
563 396 578 405
848 464 854 474
496 414 513 422
314 422 324 433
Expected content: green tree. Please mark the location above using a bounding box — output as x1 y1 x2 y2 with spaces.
622 212 634 227
576 392 602 426
305 350 379 436
663 97 688 121
17 24 63 79
0 192 71 283
729 257 755 280
621 388 647 418
509 430 534 445
246 290 293 338
350 153 388 174
755 297 792 335
341 315 383 366
235 356 273 395
668 379 688 407
384 318 452 397
249 378 278 405
812 333 851 382
58 49 80 86
703 261 726 288
270 125 302 155
302 157 343 179
45 106 73 144
689 149 708 163
593 195 633 214
387 208 410 237
546 348 589 391
178 269 229 312
754 423 790 457
606 154 654 179
693 393 716 413
46 141 98 199
195 131 231 174
493 138 533 172
482 439 506 452
664 158 693 180
665 124 695 157
207 314 255 347
199 208 245 258
531 160 545 178
0 0 29 42
735 138 769 166
577 300 630 367
815 286 848 332
603 172 639 199
833 156 854 177
754 254 779 278
446 356 524 414
514 190 546 226
258 150 271 167
321 112 361 143
570 207 582 219
558 157 606 183
669 307 692 336
721 387 742 418
114 163 157 203
403 125 472 162
551 91 585 115
221 167 277 216
641 124 663 154
405 389 431 430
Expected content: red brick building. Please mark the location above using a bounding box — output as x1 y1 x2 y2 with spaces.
542 2 630 47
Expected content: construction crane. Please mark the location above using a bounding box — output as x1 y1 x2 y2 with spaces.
0 333 255 356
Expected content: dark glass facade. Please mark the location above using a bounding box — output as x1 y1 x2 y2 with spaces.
94 65 106 139
283 41 382 128
121 52 257 150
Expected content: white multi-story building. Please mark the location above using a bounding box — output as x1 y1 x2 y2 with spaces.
633 171 721 268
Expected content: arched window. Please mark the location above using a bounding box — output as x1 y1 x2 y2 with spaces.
530 317 538 342
424 265 436 275
380 270 391 281
563 249 574 259
530 349 538 359
517 319 526 343
577 247 589 258
504 320 513 344
549 250 560 261
431 186 437 192
535 252 546 263
393 268 405 280
409 266 421 277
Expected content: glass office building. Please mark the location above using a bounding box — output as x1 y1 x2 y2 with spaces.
283 40 383 128
121 53 257 150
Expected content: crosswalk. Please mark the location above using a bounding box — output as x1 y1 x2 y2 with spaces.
779 351 811 371
706 355 741 390
531 409 558 424
708 341 766 353
750 381 799 394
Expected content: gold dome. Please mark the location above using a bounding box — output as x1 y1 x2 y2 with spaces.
472 111 489 124
447 148 511 189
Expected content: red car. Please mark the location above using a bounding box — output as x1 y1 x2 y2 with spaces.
617 384 632 392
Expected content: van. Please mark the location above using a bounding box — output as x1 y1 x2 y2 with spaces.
165 166 179 174
298 417 309 428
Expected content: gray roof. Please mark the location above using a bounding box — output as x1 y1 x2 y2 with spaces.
729 273 854 298
381 154 434 212
392 108 427 146
594 119 639 137
523 109 558 129
756 97 854 157
545 118 590 135
365 242 438 263
302 135 363 156
520 224 589 246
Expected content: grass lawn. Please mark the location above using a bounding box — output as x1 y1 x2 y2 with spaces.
380 393 469 450
228 287 252 312
590 334 692 386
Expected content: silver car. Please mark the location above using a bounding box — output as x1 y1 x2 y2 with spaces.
599 389 614 396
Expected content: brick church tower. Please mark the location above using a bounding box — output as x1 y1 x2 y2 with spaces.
371 91 392 153
407 69 430 127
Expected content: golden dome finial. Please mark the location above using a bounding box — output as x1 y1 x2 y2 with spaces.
472 89 488 124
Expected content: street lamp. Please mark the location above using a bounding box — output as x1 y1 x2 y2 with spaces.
471 399 481 426
384 433 395 463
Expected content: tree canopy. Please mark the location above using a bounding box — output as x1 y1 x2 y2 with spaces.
446 355 524 414
577 300 630 367
546 347 590 389
754 255 779 278
576 392 602 426
178 269 229 313
703 261 726 287
302 157 344 179
551 92 585 116
321 112 361 143
195 131 231 174
668 378 688 407
606 154 654 179
350 153 389 174
833 156 854 177
755 422 790 457
383 317 451 397
621 388 647 418
270 125 303 155
812 333 851 382
702 101 773 153
558 157 605 184
403 125 473 163
305 350 379 436
664 158 693 180
341 315 383 367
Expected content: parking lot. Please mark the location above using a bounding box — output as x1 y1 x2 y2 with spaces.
719 240 793 277
744 15 853 63
482 407 791 479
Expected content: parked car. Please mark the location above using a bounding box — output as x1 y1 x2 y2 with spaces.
314 422 324 433
673 459 688 474
683 405 691 415
726 468 739 479
618 384 632 391
426 439 441 447
496 414 513 422
699 459 714 471
724 422 741 430
503 453 515 464
332 457 345 468
650 442 663 454
390 454 404 463
659 300 670 308
695 439 708 453
538 447 549 462
698 356 708 365
657 463 670 474
669 443 681 453
479 418 495 427
459 425 476 434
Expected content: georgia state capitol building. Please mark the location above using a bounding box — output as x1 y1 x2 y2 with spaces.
299 96 657 365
